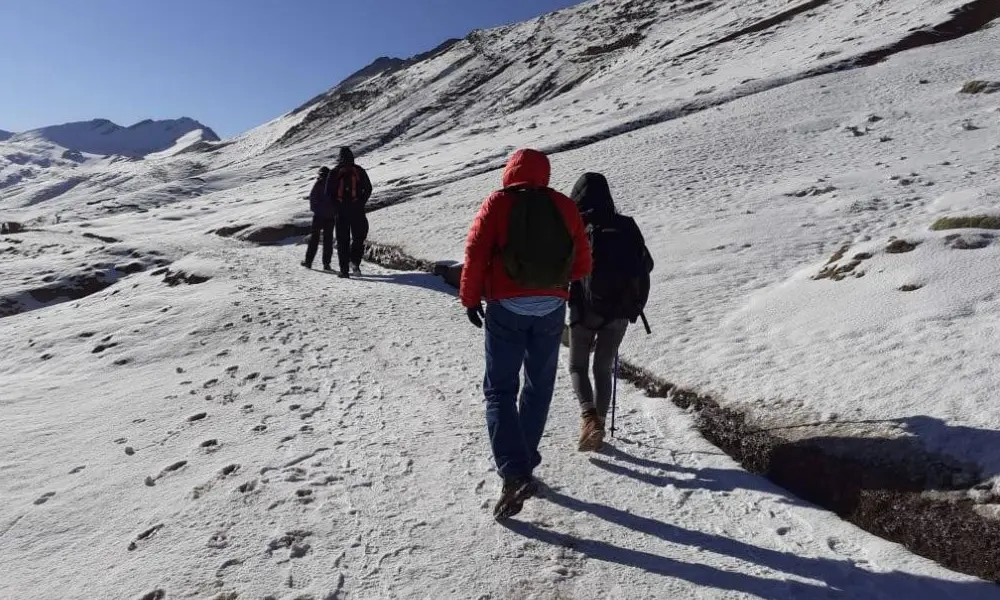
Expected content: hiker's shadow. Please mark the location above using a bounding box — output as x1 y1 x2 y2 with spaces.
897 415 1000 482
320 271 457 296
503 487 999 599
590 445 808 507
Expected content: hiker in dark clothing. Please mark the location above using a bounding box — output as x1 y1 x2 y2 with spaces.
567 172 653 452
302 166 335 270
326 147 372 278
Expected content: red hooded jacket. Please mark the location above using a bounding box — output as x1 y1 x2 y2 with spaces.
460 149 592 308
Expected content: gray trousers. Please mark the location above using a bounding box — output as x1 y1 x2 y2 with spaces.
568 313 628 418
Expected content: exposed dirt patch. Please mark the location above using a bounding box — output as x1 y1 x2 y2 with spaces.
210 223 252 238
814 260 863 281
581 32 645 57
81 232 121 244
814 244 872 281
945 232 994 250
239 223 311 246
363 242 434 272
0 221 25 234
162 269 211 287
886 239 919 253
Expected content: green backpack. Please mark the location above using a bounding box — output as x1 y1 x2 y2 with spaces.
501 186 575 289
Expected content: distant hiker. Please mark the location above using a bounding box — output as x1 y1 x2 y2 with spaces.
326 147 372 278
460 148 592 519
567 172 653 452
302 166 335 270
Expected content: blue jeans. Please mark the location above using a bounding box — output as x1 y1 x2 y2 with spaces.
483 302 566 479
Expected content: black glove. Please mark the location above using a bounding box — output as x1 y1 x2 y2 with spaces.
467 305 485 329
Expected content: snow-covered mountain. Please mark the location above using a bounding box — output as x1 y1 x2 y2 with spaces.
4 0 1000 598
8 117 219 158
0 128 13 142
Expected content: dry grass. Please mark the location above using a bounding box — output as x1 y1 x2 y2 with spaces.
930 215 1000 231
825 244 850 265
960 80 1000 94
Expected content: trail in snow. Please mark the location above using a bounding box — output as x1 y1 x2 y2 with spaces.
1 243 995 598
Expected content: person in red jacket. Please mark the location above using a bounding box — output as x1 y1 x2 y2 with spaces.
460 148 591 519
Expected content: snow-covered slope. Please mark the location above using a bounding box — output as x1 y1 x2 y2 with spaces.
5 0 1000 597
9 117 219 158
0 129 13 142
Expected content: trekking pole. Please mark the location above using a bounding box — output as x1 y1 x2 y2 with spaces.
611 353 619 438
640 311 652 335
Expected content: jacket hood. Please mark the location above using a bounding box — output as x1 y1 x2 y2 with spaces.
570 172 616 223
338 147 355 165
502 149 550 188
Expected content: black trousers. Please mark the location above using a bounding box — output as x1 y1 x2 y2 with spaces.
336 206 369 273
305 215 335 267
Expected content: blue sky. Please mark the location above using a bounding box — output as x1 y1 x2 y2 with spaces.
0 0 582 138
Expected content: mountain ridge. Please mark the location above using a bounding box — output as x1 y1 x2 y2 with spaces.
7 117 219 158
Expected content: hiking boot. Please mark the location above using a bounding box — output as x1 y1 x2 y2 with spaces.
493 475 538 520
337 271 349 279
578 409 604 452
301 261 312 269
322 264 333 271
351 262 362 276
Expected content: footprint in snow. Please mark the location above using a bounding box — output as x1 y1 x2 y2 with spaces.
34 492 56 505
92 342 119 354
127 523 164 551
69 465 86 474
145 461 188 486
826 536 863 559
266 529 312 558
207 531 229 549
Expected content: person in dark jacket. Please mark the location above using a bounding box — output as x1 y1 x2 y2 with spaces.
567 172 652 452
325 147 373 278
302 166 335 270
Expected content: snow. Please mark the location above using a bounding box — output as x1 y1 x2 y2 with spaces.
369 8 1000 485
8 117 220 158
2 247 995 598
4 0 1000 596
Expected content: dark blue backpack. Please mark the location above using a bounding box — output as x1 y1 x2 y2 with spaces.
581 214 653 332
